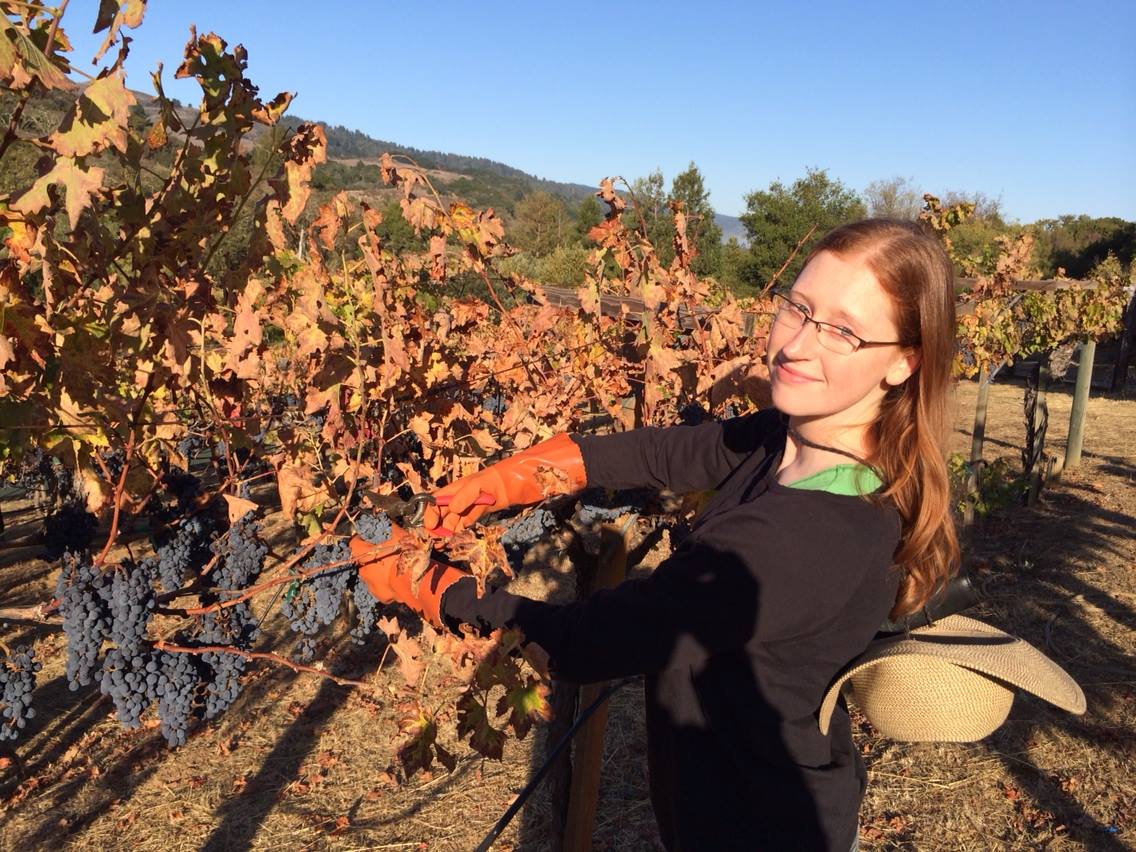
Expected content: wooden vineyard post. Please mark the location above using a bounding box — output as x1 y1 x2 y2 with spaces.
1110 290 1136 391
1024 355 1052 505
563 523 630 852
963 367 991 527
1064 339 1097 469
541 523 632 852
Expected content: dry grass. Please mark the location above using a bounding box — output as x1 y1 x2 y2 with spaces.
1 377 1133 850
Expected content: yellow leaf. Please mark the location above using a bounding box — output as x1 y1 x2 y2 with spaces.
93 0 147 63
222 494 258 524
50 72 135 157
0 20 75 91
12 158 104 231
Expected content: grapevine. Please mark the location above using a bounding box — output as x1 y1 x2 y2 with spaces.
0 2 1126 786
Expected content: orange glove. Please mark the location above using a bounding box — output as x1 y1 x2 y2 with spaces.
423 433 587 535
349 524 469 627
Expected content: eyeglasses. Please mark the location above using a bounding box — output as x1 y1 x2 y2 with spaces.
771 292 908 355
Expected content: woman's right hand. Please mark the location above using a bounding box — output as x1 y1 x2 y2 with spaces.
423 433 587 535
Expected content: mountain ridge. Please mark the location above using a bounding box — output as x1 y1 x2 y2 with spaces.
282 111 746 240
134 90 748 238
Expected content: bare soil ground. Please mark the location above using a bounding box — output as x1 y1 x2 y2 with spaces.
1 378 1133 851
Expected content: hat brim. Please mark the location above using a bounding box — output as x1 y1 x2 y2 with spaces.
818 614 1086 736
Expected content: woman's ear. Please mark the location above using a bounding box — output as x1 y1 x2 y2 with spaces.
885 348 921 387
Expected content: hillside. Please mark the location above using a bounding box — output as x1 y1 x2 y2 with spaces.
125 90 744 233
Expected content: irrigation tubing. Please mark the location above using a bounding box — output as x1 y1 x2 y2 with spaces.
473 675 641 852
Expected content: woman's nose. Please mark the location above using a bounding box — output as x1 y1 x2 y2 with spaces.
779 319 822 358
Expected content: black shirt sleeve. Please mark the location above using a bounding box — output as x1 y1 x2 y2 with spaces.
441 493 900 685
572 408 783 494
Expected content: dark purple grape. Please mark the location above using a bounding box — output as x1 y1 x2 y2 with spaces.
56 553 111 689
281 541 352 636
1 645 42 742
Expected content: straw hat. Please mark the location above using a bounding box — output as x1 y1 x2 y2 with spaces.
818 614 1087 742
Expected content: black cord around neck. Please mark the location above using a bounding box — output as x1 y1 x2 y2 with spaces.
786 425 886 485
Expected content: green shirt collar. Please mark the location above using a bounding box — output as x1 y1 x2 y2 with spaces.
784 463 882 496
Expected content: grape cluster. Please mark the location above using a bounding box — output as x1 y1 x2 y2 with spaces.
355 511 393 544
56 553 112 689
200 650 245 720
190 514 269 715
154 513 216 592
101 642 206 745
502 508 557 548
11 447 54 497
577 504 633 525
350 581 381 644
182 611 251 725
281 541 353 637
99 448 126 483
96 558 162 727
293 636 318 663
54 513 259 745
108 559 157 657
347 512 392 642
99 648 159 728
501 508 558 571
198 515 266 646
212 514 267 592
43 502 99 561
177 434 203 466
154 650 199 746
576 488 653 526
10 447 78 510
1 645 41 742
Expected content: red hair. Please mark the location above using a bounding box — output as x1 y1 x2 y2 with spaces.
804 220 960 618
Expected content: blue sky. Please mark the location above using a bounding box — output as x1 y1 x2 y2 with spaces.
62 1 1135 222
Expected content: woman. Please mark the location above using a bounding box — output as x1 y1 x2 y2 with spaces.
352 219 960 851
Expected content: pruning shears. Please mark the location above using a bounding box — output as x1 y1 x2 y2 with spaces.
366 489 495 529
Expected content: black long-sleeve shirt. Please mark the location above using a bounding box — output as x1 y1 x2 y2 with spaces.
442 408 901 851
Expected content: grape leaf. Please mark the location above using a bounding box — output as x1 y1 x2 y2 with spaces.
12 157 104 231
273 123 327 223
496 676 552 740
456 691 505 760
0 19 74 91
442 526 508 594
221 494 258 525
396 708 437 778
388 631 425 687
49 71 135 157
92 0 147 64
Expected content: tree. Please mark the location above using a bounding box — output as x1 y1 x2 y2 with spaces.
1031 215 1135 278
511 191 569 256
627 169 674 263
669 162 723 277
574 194 602 245
864 176 922 220
718 237 748 295
739 168 866 291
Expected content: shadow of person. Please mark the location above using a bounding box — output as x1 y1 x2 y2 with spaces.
498 542 845 851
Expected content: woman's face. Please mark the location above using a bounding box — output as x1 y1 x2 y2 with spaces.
766 250 918 427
